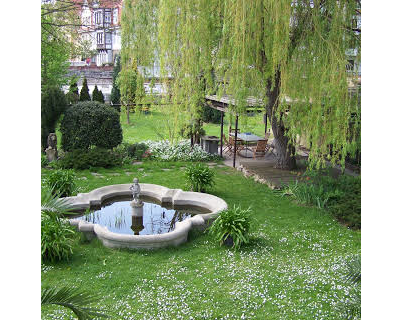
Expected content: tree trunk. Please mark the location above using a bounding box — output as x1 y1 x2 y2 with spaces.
126 105 130 125
266 69 297 170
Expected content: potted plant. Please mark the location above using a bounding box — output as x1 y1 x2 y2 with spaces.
209 206 252 250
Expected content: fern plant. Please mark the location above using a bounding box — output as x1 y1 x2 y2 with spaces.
209 206 252 250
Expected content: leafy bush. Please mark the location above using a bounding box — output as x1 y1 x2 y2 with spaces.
327 177 361 229
58 148 122 170
179 121 206 144
60 101 122 151
184 163 215 192
45 169 77 197
203 106 222 124
128 142 149 160
209 206 252 250
277 170 361 229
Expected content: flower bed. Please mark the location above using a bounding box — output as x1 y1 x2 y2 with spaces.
142 140 221 162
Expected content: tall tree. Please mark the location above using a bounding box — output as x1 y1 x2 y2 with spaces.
121 0 361 169
117 61 137 124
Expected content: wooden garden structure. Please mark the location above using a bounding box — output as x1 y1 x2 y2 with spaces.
205 95 268 168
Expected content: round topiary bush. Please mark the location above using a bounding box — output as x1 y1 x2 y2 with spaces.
60 101 123 151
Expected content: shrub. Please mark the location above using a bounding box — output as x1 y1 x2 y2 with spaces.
41 154 49 168
327 177 361 229
184 163 215 192
277 170 361 229
41 86 67 149
128 142 149 160
179 121 206 144
60 101 122 151
203 106 222 124
58 148 122 170
45 169 77 197
209 206 252 250
92 84 100 101
111 55 121 106
41 188 76 262
66 78 79 104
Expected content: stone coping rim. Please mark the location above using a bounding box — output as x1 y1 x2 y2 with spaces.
63 183 227 247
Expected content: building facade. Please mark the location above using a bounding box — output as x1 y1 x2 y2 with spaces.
74 0 122 66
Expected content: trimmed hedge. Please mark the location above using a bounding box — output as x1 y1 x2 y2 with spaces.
60 101 122 151
58 148 122 170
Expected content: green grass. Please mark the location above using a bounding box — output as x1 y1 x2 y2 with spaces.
45 107 359 319
41 163 360 320
120 106 268 143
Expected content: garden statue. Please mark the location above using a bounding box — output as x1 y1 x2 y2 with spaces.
130 178 144 217
45 133 58 162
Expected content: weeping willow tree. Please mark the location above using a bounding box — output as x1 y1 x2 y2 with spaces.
121 0 360 169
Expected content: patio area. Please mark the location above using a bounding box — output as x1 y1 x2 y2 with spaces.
221 144 357 189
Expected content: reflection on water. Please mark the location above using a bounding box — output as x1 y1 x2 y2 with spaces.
73 201 206 235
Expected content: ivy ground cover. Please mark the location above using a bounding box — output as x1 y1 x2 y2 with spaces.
41 163 360 319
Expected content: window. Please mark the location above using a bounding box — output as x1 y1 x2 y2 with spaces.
97 32 104 45
95 11 102 24
105 33 111 44
113 8 118 24
105 11 111 24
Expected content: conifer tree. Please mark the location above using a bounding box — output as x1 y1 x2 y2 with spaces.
66 78 79 104
98 90 105 104
92 85 100 102
79 77 91 101
111 55 121 105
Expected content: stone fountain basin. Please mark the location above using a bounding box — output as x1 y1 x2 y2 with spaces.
64 183 227 250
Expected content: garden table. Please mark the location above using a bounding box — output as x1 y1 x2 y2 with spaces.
230 132 265 158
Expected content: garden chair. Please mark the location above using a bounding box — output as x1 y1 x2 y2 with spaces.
223 134 233 154
252 139 268 158
264 130 275 155
229 136 245 155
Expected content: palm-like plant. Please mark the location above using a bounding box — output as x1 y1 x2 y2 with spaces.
41 286 108 320
41 187 74 215
338 255 361 320
41 189 108 319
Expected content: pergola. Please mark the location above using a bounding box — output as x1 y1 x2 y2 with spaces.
205 95 268 168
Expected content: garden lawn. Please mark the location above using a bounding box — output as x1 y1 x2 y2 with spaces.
41 162 360 320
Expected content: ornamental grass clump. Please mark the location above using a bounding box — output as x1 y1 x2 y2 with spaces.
41 189 76 262
184 163 215 193
45 169 77 197
209 206 252 250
